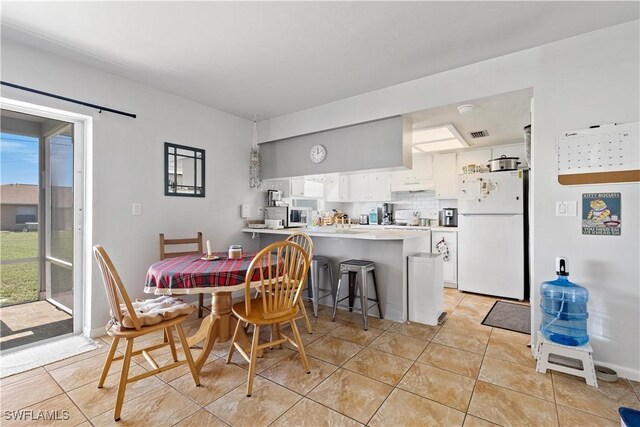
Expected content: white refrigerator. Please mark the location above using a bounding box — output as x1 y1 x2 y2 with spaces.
457 171 526 300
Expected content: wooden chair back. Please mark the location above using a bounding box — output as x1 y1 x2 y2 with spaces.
93 245 142 330
285 232 314 260
244 241 310 320
159 232 203 260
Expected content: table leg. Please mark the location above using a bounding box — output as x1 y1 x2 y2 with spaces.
186 292 262 371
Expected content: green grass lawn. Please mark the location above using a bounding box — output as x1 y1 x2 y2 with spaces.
1 231 40 307
0 230 39 260
0 261 38 307
0 231 73 307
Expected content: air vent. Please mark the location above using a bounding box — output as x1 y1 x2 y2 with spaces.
469 130 489 139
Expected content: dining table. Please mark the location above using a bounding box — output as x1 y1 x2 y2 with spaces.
144 251 274 372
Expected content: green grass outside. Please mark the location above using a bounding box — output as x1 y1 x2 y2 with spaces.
0 230 39 260
0 261 38 307
0 230 72 307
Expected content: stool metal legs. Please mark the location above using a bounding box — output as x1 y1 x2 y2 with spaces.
332 265 382 330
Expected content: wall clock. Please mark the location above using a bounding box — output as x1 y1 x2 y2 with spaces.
310 144 327 163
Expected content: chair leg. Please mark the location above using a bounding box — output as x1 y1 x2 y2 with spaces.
332 273 344 322
371 269 383 319
311 262 320 318
361 270 369 331
289 319 310 374
299 299 313 334
246 325 260 397
114 338 134 421
176 324 200 386
166 327 178 362
328 264 336 308
98 336 119 388
198 294 204 318
226 319 242 364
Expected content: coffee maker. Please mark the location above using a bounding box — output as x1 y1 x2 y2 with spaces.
267 190 283 207
439 208 458 227
381 203 393 225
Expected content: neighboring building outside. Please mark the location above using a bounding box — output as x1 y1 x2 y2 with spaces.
0 183 72 231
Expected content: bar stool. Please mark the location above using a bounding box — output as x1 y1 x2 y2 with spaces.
302 255 336 318
332 260 383 330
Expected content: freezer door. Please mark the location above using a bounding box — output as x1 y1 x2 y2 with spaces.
458 171 524 214
458 214 524 300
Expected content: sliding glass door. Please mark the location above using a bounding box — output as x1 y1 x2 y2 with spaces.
44 124 74 313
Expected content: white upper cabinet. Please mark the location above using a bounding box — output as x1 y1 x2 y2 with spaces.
434 153 458 199
456 149 492 174
324 173 350 202
368 173 391 201
348 174 369 202
263 179 290 198
391 155 434 191
291 177 324 198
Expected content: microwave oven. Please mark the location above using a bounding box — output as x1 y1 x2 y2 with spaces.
264 206 310 228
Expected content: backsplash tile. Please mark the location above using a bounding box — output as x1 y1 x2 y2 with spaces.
346 191 457 219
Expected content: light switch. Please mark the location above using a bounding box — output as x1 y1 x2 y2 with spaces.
556 201 577 216
132 203 141 216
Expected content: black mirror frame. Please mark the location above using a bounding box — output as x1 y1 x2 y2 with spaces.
164 142 205 197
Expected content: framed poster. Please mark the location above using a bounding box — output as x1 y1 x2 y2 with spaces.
582 192 621 236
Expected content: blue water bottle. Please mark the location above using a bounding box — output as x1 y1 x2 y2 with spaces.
539 257 589 346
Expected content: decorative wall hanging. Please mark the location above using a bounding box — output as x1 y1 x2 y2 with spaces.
249 115 262 190
582 192 621 236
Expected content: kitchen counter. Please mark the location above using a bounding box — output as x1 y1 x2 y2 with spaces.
242 226 429 240
243 226 432 322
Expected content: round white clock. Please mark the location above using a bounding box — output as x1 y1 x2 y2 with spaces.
310 144 327 163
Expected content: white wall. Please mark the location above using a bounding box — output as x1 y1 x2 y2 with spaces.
259 21 640 379
1 40 263 333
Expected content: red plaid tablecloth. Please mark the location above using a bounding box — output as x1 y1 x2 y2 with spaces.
144 252 267 294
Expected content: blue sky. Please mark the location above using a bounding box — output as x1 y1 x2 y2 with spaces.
0 133 39 185
1 132 73 186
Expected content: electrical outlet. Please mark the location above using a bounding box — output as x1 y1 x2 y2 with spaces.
132 203 141 216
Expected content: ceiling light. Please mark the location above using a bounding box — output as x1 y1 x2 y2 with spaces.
457 104 474 114
411 123 469 153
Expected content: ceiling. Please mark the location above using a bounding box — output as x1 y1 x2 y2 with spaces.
407 88 533 149
1 2 638 120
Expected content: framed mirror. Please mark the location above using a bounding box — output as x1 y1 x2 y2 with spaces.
164 142 205 197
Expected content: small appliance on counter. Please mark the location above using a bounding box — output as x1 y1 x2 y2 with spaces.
289 206 310 227
359 214 369 225
368 209 378 225
439 208 458 227
381 203 393 225
264 206 289 228
267 189 283 206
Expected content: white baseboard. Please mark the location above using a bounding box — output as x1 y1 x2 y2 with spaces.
595 360 640 382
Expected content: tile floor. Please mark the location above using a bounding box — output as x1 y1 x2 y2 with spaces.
1 289 639 426
0 300 73 350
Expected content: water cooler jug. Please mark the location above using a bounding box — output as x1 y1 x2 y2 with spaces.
540 257 589 346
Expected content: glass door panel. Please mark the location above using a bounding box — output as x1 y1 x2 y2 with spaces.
45 124 74 313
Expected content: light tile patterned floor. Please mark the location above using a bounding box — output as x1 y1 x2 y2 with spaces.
1 289 639 426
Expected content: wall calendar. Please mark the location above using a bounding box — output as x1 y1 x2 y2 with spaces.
557 122 639 185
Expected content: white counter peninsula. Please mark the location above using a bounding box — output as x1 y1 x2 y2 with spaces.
242 226 431 322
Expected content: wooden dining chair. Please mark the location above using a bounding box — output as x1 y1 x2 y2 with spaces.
93 245 200 421
227 240 311 397
285 232 314 334
159 232 208 318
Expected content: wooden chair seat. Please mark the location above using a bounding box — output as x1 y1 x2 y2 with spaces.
232 299 300 326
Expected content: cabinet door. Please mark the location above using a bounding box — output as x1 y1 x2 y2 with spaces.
339 176 350 201
390 169 409 191
412 155 433 181
457 149 492 174
432 231 457 285
434 153 458 199
368 173 391 201
290 179 305 197
303 180 324 198
348 174 369 202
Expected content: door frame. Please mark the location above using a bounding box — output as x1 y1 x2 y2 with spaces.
1 97 92 337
